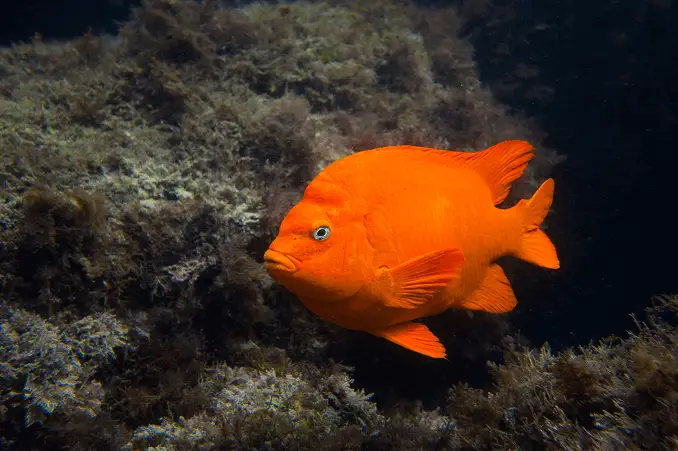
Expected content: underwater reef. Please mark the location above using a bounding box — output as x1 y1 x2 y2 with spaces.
0 0 676 449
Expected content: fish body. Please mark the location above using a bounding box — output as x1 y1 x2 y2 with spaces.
264 140 559 358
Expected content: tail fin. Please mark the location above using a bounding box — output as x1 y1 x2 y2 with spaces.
514 178 560 269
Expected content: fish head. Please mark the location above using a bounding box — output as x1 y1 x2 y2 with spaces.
264 180 368 303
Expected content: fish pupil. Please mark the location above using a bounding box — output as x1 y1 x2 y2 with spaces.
313 226 330 241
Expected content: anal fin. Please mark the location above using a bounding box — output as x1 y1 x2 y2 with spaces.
371 322 447 359
462 264 517 313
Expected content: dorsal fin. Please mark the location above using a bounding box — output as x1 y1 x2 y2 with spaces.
391 140 532 205
448 140 536 205
383 140 535 205
368 140 534 204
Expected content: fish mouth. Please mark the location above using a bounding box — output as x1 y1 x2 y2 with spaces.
263 249 300 273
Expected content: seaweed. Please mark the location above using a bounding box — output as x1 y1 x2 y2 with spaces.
10 188 111 318
1 1 652 450
446 296 678 450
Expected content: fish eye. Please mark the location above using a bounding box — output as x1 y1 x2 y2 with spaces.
312 225 331 241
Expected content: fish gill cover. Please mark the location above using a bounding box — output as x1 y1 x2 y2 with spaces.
0 0 675 450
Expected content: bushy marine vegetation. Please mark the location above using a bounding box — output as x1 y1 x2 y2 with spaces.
121 295 678 450
0 0 673 449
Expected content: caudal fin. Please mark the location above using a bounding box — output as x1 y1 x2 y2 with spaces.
514 178 560 269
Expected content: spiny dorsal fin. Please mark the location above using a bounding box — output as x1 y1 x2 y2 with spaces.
384 140 535 204
395 140 534 205
454 140 536 205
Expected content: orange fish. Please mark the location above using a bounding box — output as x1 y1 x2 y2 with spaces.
263 140 560 358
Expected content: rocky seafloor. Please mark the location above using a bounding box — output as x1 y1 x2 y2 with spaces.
0 1 676 449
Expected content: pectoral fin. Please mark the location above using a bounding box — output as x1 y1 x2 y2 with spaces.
372 248 464 309
371 322 447 359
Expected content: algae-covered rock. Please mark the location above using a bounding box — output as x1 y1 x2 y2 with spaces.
7 1 655 450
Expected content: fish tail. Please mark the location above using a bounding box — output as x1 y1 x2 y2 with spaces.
514 178 560 269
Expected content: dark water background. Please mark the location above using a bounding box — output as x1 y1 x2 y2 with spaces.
2 0 677 403
463 0 678 348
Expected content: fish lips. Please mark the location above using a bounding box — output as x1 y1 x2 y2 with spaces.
263 249 300 274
